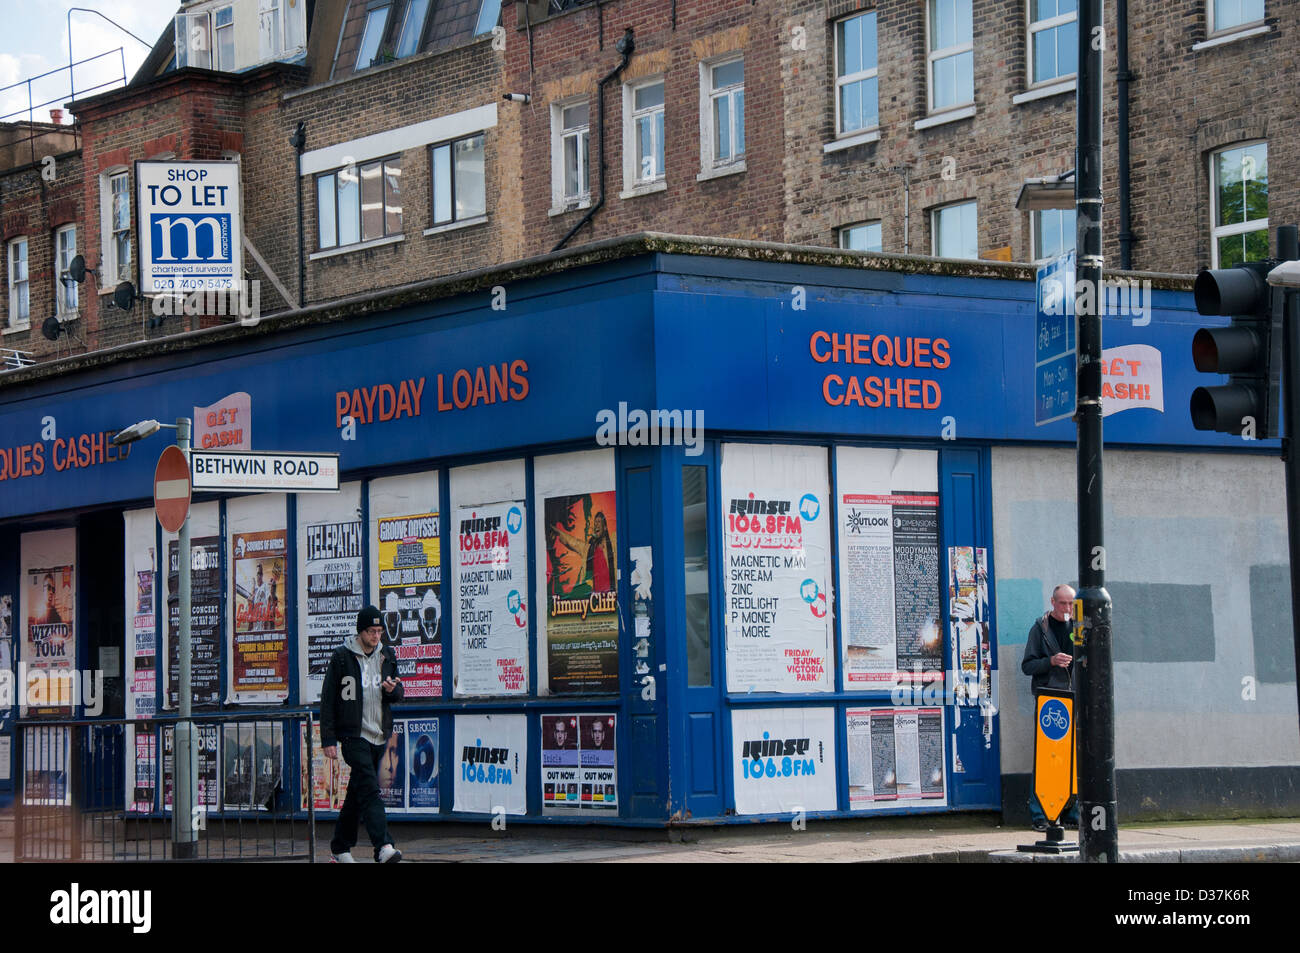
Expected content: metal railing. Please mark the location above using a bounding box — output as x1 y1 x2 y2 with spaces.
12 711 317 862
0 48 127 163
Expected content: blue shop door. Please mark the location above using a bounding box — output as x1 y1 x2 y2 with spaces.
618 451 668 819
678 448 724 820
941 448 1000 809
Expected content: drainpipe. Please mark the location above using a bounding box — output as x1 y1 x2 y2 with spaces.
290 121 306 308
1117 0 1134 269
553 28 634 252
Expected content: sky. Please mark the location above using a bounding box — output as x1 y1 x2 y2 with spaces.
0 1 179 123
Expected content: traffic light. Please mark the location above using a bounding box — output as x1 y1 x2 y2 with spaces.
1190 261 1282 438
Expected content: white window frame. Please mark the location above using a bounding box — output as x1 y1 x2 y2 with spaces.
1209 140 1268 269
55 225 78 318
174 10 213 69
622 76 666 194
839 221 882 253
1208 0 1265 37
429 133 488 227
834 12 879 138
925 0 974 114
931 200 979 260
699 54 745 177
100 168 132 290
551 98 591 212
316 155 404 252
213 5 235 71
6 237 29 331
1027 1 1078 88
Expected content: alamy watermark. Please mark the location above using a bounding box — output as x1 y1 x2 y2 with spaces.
595 402 704 456
1040 275 1154 327
0 663 104 715
151 279 262 327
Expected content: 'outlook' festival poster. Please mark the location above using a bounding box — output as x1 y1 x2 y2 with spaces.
543 492 618 694
376 514 443 698
230 530 290 702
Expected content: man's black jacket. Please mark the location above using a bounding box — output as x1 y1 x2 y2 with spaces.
319 640 403 748
1020 613 1073 692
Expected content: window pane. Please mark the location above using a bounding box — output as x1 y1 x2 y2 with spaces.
933 55 956 109
396 0 429 57
564 135 579 196
841 222 882 252
356 6 389 69
734 89 745 155
563 103 588 130
432 144 451 223
580 131 589 193
636 115 655 178
317 174 336 246
454 135 485 219
714 95 730 160
116 233 132 282
955 50 973 103
360 161 384 240
840 76 878 132
861 13 878 70
712 59 743 88
838 16 861 76
683 466 712 687
956 0 972 43
1216 144 1268 226
1058 21 1078 76
654 110 664 177
475 0 503 35
634 81 664 111
930 0 952 49
1034 208 1076 260
936 202 977 259
337 168 360 245
384 158 403 234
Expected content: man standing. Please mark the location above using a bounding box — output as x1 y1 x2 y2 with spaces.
321 606 404 863
1021 584 1079 831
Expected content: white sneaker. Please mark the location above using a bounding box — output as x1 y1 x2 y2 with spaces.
330 851 356 863
377 844 402 864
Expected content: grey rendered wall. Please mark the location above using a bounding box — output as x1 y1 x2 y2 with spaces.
992 447 1300 776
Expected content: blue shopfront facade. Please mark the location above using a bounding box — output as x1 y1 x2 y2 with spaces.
0 237 1259 824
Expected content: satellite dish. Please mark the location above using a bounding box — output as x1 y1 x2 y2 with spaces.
42 316 63 341
113 281 137 311
68 255 86 283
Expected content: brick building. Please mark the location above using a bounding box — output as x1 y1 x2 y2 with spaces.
0 0 1289 362
0 1 1296 836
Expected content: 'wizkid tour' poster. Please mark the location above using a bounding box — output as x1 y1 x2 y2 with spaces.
543 492 618 694
377 514 443 698
25 567 74 711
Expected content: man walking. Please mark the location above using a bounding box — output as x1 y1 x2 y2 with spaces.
1020 584 1079 831
321 606 404 863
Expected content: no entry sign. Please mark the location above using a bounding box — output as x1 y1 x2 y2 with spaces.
154 444 191 533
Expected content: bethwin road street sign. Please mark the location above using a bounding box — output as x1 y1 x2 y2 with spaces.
154 445 192 533
190 451 339 492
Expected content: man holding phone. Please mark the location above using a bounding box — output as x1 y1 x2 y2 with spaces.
321 606 404 863
1021 584 1079 831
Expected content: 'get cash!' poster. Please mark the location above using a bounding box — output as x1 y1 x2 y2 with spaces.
377 514 443 699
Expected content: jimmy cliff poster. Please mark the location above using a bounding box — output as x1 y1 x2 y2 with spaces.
543 492 618 694
230 530 290 702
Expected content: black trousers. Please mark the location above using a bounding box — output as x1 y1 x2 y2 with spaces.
330 737 393 858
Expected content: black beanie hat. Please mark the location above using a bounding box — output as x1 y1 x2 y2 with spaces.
357 605 382 632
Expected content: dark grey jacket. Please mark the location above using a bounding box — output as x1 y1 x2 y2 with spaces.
320 640 403 748
1020 613 1073 692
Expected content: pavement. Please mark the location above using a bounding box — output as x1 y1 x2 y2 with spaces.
4 809 1298 862
328 814 1300 863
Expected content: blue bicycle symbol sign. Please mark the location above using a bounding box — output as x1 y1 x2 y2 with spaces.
1039 699 1070 741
